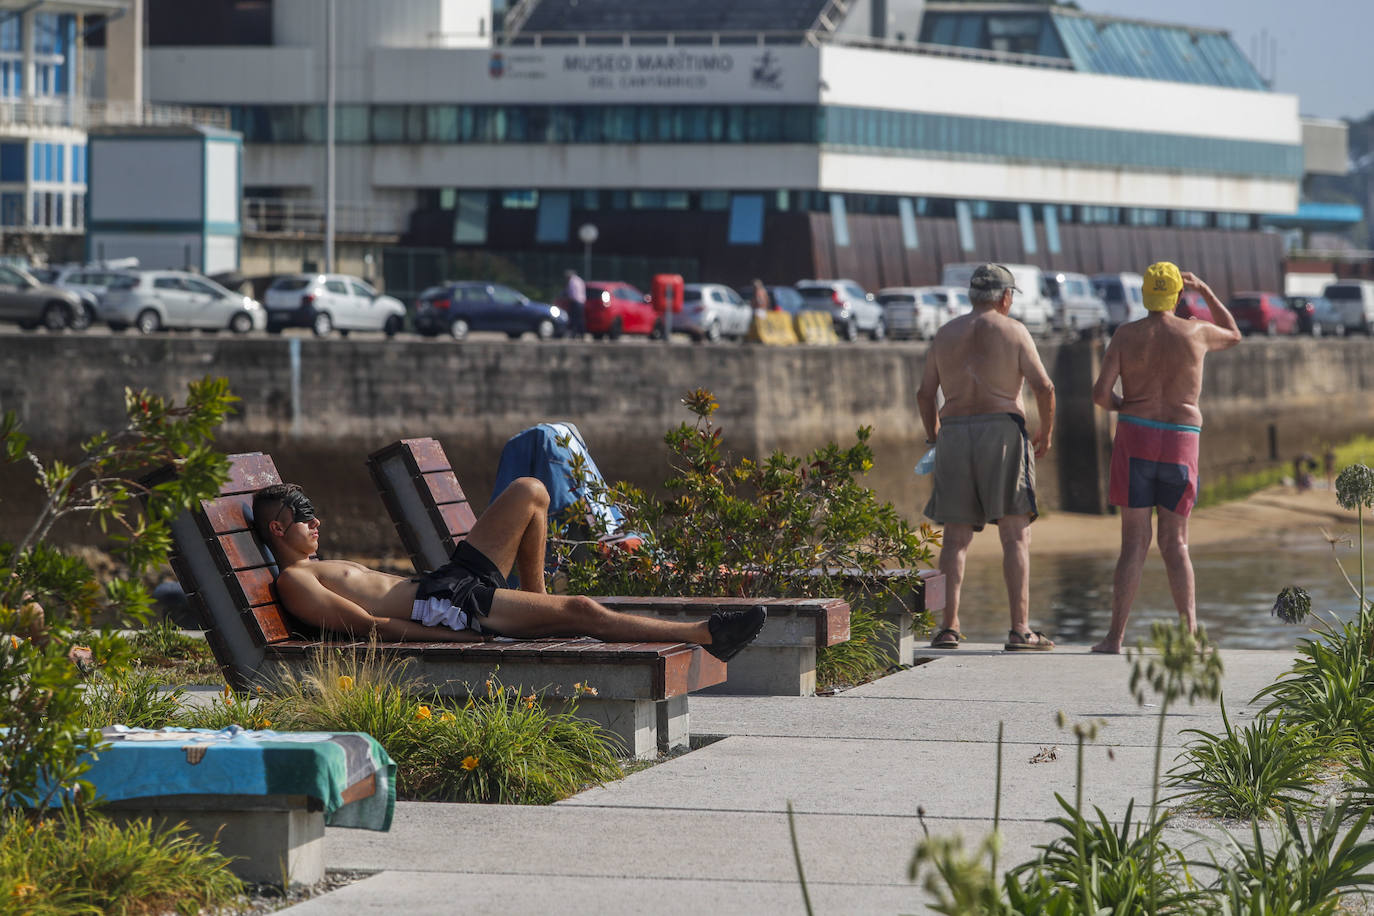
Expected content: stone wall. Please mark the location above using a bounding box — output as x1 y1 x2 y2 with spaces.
1 334 1370 556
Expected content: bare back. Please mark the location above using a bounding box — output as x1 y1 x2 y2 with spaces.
930 309 1051 418
277 559 420 621
1107 315 1217 427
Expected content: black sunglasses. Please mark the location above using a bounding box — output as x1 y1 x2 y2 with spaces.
272 488 316 528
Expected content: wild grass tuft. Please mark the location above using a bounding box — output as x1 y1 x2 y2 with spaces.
1167 701 1322 819
817 604 896 689
78 668 184 731
0 809 243 916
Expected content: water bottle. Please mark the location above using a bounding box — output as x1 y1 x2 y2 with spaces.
914 446 936 475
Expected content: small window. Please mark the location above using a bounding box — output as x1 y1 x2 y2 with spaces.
270 277 311 291
185 279 221 296
325 280 348 295
0 266 24 285
459 287 487 303
710 289 727 304
153 276 184 290
350 280 374 298
491 286 523 306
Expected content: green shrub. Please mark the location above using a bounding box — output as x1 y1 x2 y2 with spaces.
550 389 937 684
78 669 185 732
1254 617 1374 741
255 648 623 804
1167 702 1322 819
126 620 218 682
816 604 895 689
0 809 242 916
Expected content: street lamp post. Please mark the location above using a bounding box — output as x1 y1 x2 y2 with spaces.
323 0 336 274
578 222 598 281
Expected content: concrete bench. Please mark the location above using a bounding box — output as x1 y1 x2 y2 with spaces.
159 451 726 759
367 437 855 696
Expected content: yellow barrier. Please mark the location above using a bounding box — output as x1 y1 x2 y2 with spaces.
795 310 840 345
748 310 799 345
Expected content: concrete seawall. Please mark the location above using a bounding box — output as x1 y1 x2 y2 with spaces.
2 334 1371 556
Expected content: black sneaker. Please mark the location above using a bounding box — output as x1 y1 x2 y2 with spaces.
705 606 768 662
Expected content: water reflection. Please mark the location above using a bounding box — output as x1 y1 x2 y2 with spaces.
952 536 1363 649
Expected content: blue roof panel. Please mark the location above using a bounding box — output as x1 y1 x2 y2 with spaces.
1049 12 1267 90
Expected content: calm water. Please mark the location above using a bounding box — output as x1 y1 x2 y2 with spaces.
951 529 1367 649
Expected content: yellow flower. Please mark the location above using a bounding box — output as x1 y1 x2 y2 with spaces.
12 882 35 898
484 679 494 695
260 719 272 729
461 755 480 771
9 635 18 649
438 712 456 723
524 694 537 709
221 685 234 704
337 675 355 692
415 705 432 721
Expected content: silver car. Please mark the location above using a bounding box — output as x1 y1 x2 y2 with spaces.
264 273 406 338
795 279 886 342
0 264 86 331
877 287 941 340
680 283 753 342
101 270 266 334
1045 271 1109 334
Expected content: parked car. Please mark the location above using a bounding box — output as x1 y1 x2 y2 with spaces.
1043 271 1108 334
0 264 87 331
1229 292 1297 336
1175 289 1215 323
1286 295 1344 337
414 282 567 340
263 273 405 338
734 284 806 316
1322 280 1374 335
941 263 1053 336
101 270 266 334
927 286 973 324
795 279 886 341
877 287 942 340
584 281 659 339
1091 272 1148 329
681 283 753 342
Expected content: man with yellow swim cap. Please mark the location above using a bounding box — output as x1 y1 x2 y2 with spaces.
1088 264 1239 653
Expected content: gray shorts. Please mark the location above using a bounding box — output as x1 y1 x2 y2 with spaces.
923 413 1037 532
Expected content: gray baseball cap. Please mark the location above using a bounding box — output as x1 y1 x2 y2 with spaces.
969 263 1021 294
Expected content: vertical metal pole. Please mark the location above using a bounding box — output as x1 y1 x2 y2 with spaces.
324 0 336 273
583 241 591 280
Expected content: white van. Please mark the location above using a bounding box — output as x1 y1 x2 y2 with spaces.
1091 272 1148 329
1322 280 1374 335
940 263 1053 336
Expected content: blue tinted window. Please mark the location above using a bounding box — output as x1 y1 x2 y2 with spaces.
0 143 23 181
1042 205 1062 254
828 194 849 248
1018 203 1038 254
534 191 570 244
54 143 63 182
0 192 21 225
728 194 765 245
897 197 919 250
31 143 40 182
955 201 975 252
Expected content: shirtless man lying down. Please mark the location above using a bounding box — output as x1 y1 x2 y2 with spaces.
251 479 765 661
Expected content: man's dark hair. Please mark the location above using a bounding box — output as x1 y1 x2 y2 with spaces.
251 483 302 543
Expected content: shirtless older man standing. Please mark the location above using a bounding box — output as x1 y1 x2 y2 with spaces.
1090 263 1240 653
251 480 765 660
917 264 1057 651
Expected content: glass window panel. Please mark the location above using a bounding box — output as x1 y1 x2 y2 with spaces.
728 194 765 245
453 191 488 244
427 106 459 142
829 193 850 248
535 191 571 244
336 105 369 142
1042 204 1061 254
1018 203 1037 254
897 197 919 250
700 190 729 211
371 106 405 142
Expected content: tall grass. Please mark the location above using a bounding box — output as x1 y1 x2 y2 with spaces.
0 810 243 916
817 605 896 689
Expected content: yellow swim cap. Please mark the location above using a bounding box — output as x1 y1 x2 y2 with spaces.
1143 261 1183 312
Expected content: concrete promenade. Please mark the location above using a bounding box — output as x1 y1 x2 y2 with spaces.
287 644 1299 915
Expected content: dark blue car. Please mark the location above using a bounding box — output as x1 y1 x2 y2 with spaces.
414 281 569 340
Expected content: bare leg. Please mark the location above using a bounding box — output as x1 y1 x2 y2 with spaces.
1156 507 1196 633
483 590 712 644
936 524 975 634
463 477 549 594
997 514 1032 635
1093 507 1153 654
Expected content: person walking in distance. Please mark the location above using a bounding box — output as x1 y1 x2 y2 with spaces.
562 269 587 339
917 264 1058 652
1090 263 1240 653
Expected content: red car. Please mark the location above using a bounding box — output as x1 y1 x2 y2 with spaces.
1229 291 1297 336
584 281 659 339
1174 290 1215 324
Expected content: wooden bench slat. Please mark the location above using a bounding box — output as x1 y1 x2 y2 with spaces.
434 503 476 541
246 605 292 646
199 495 253 538
226 565 278 609
217 531 273 574
220 453 281 495
402 438 452 474
422 471 467 507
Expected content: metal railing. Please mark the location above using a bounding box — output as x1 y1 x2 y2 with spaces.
0 98 230 131
241 197 408 238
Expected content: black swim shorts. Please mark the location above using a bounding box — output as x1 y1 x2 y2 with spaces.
412 541 507 629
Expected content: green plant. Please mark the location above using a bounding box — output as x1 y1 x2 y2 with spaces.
126 619 217 681
0 808 243 915
550 389 937 684
815 604 895 688
1197 801 1374 914
1166 700 1322 819
1254 616 1374 741
0 378 235 811
78 668 185 731
259 647 622 804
